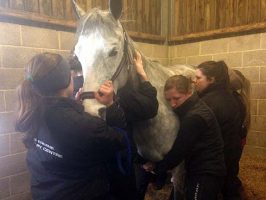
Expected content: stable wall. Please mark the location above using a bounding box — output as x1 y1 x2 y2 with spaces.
0 22 72 200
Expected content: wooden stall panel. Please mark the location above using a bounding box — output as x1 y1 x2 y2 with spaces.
24 0 39 13
204 0 216 31
143 0 149 33
90 0 107 9
262 0 266 21
52 0 64 19
10 0 24 10
0 0 162 36
64 0 75 20
136 1 142 33
216 0 227 29
225 0 234 28
196 0 205 33
179 0 188 35
156 0 161 34
77 0 87 11
0 0 9 7
120 0 161 35
234 0 248 26
248 0 261 23
39 0 52 16
172 0 266 37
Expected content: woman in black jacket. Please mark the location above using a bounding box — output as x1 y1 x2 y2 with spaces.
105 51 159 200
144 75 225 200
16 53 128 200
195 61 243 200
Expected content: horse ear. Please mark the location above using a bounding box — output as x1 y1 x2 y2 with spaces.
72 0 86 19
109 0 123 20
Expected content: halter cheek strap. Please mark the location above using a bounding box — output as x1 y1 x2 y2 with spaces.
80 91 95 99
80 26 132 100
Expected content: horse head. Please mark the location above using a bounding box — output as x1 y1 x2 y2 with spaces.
73 0 135 116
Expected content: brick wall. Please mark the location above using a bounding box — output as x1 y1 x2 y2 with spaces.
169 33 266 156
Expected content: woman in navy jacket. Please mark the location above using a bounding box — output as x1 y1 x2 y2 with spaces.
16 53 128 200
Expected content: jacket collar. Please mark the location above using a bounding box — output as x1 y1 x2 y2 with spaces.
45 97 84 113
173 93 199 119
198 83 229 98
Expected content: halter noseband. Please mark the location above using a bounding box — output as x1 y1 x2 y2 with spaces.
80 27 133 100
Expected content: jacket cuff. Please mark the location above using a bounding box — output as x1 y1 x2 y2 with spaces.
139 81 152 88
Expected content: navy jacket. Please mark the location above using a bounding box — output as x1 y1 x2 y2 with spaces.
27 97 126 200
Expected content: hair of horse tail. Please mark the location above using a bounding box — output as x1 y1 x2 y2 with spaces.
16 53 65 147
230 69 251 131
164 75 193 94
197 60 230 89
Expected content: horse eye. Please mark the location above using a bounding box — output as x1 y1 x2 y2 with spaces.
109 48 118 57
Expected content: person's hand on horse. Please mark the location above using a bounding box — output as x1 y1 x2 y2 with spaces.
75 87 83 103
134 51 148 82
142 161 156 174
95 80 114 107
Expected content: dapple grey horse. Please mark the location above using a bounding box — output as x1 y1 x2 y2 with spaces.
72 0 195 194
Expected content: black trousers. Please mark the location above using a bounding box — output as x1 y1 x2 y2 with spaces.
169 174 223 200
109 168 137 200
222 146 243 200
135 164 151 200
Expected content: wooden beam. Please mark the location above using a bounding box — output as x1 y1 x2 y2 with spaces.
127 31 166 42
169 22 266 44
1 7 265 44
0 7 166 42
0 7 76 28
161 0 169 36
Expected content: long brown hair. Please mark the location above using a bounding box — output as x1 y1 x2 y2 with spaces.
229 69 251 130
15 53 64 146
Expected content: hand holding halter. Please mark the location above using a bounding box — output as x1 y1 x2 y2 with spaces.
76 81 115 107
94 80 114 107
